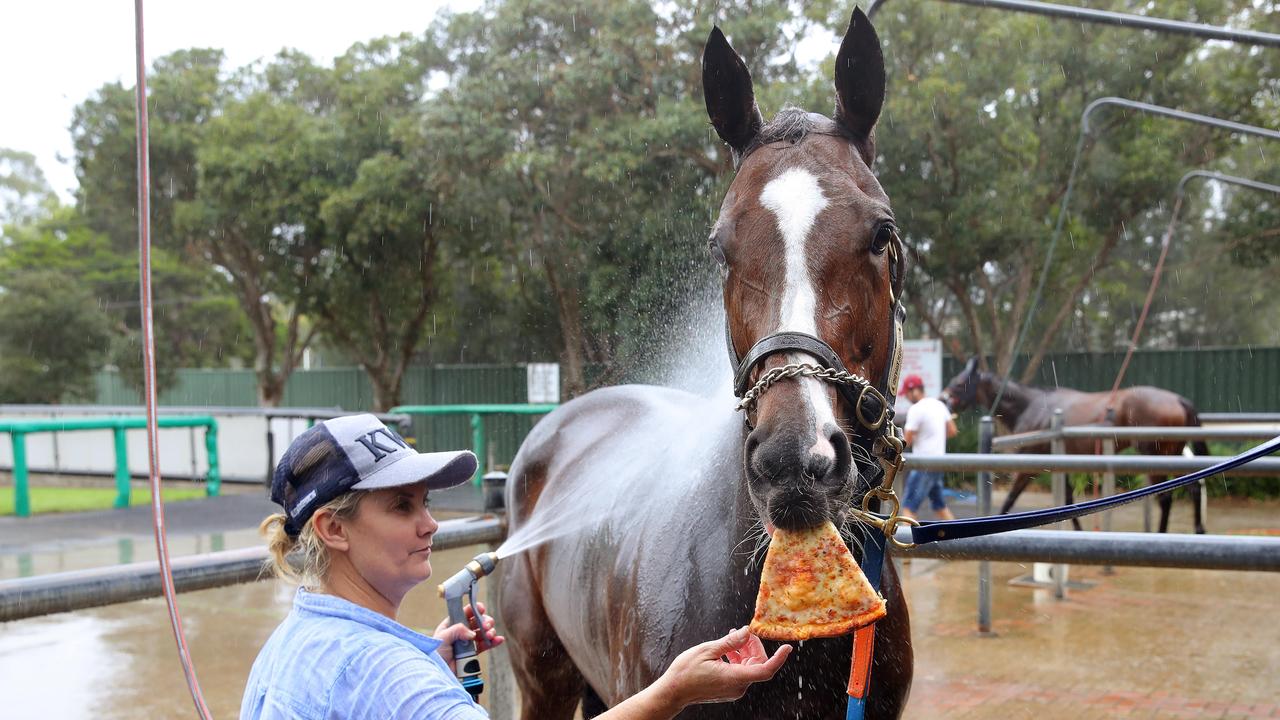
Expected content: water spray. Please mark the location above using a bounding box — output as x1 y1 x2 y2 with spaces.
438 551 499 701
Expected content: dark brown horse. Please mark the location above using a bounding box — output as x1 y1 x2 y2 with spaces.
942 357 1208 533
499 10 913 719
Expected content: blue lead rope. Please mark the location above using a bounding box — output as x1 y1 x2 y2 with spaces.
909 434 1280 545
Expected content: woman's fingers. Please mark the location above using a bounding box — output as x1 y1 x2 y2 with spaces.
732 638 788 676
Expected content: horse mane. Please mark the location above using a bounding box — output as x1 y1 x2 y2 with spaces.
738 106 854 164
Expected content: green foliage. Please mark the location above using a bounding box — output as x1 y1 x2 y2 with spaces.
0 147 56 229
871 0 1278 372
0 206 251 396
0 270 111 402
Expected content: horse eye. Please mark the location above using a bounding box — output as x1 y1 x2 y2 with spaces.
708 237 727 266
871 224 894 255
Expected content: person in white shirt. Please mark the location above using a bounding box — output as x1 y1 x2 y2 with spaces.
900 375 958 520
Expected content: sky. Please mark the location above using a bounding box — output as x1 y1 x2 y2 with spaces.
2 0 480 203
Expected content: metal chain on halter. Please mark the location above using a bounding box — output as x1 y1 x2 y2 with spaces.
735 363 872 414
735 361 919 548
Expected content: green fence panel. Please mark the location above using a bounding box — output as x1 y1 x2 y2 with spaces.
86 347 1280 470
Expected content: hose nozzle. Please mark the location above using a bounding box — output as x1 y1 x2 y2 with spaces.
438 552 500 701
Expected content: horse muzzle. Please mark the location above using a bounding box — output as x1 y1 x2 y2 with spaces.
745 417 856 531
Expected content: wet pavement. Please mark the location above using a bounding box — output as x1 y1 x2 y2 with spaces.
1 479 1277 718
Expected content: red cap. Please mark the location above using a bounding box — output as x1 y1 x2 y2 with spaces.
900 374 925 393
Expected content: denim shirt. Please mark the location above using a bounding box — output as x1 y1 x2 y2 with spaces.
241 588 488 720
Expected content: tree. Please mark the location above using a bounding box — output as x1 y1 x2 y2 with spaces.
425 0 836 393
0 206 253 396
0 148 55 230
0 271 112 403
72 49 318 406
870 0 1278 378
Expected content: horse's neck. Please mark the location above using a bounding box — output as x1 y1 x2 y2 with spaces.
981 375 1042 430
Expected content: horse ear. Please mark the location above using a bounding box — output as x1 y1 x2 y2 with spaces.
833 7 886 164
965 356 979 374
703 26 764 157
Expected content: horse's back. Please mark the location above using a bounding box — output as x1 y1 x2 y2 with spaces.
506 384 731 526
502 383 749 705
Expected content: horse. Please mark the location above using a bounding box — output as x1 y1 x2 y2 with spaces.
941 357 1208 534
499 10 914 719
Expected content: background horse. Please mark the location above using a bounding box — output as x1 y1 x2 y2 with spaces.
942 357 1208 533
500 10 913 719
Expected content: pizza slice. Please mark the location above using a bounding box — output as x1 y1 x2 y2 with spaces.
749 520 886 641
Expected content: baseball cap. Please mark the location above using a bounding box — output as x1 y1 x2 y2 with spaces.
271 414 478 536
900 374 925 393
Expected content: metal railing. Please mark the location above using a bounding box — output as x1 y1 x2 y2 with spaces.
0 405 410 486
0 516 504 622
991 423 1280 452
391 404 558 483
0 416 220 518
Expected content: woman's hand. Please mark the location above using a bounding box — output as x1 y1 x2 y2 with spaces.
656 626 792 707
433 601 505 673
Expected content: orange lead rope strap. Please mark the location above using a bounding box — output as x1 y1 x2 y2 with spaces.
847 623 877 699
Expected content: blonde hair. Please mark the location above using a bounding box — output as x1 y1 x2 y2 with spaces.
260 491 366 588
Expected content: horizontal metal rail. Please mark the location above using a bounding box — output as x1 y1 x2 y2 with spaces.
1202 413 1280 424
992 425 1280 450
0 404 411 423
897 528 1280 571
906 452 1280 475
0 516 504 622
6 514 1277 621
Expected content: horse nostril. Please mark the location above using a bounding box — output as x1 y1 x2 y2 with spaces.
806 453 833 483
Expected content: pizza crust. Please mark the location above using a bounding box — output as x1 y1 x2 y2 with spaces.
749 521 886 641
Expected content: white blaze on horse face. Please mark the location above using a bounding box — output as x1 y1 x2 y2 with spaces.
760 168 837 463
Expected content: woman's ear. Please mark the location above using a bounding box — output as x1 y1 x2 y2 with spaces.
312 508 351 552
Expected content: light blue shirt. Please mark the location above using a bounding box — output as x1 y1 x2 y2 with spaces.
241 588 488 720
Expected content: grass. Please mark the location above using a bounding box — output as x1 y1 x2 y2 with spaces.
0 485 207 516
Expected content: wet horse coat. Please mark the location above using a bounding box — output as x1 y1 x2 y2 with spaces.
502 10 913 719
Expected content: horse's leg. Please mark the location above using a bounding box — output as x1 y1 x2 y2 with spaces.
1065 477 1083 531
1151 474 1173 533
999 472 1032 514
501 550 587 720
1190 479 1206 534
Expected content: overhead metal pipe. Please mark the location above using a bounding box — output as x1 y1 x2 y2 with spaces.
867 0 1280 47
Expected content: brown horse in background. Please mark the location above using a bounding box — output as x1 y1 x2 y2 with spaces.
942 357 1208 533
500 10 913 719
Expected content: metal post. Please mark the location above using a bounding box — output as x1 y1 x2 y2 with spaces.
12 432 30 518
113 426 131 509
189 426 198 482
1102 437 1116 575
1050 409 1067 599
52 422 61 475
486 558 514 720
470 413 486 485
205 423 220 497
977 416 995 635
265 419 276 494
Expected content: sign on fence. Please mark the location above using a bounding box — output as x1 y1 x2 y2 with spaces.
526 363 560 404
895 339 943 417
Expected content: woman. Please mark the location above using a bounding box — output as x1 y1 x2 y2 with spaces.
243 414 791 720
